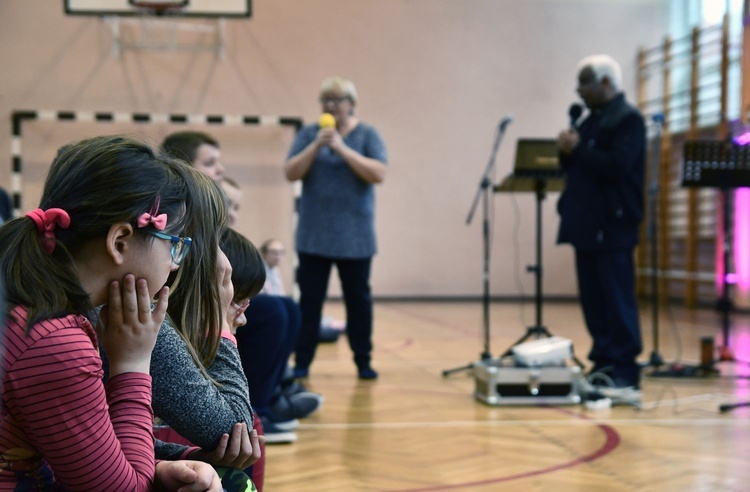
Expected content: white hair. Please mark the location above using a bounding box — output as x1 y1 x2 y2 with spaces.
578 54 622 92
320 76 358 104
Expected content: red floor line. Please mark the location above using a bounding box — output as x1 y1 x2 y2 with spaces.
391 415 620 491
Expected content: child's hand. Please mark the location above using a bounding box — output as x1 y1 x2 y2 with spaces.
100 274 168 376
154 460 222 492
217 249 234 333
190 422 263 470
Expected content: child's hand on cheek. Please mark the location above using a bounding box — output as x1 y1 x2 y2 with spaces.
100 274 169 377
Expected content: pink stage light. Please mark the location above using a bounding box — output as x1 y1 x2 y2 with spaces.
716 193 726 294
714 133 749 296
735 188 750 291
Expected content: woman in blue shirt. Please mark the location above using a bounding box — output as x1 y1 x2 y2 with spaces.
285 76 388 380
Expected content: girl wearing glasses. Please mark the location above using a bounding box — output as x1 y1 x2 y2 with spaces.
0 136 222 491
109 167 264 491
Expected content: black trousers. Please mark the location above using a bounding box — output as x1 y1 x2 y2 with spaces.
295 252 373 371
575 248 642 386
236 294 300 415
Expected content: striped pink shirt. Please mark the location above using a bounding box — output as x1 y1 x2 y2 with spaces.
0 307 156 491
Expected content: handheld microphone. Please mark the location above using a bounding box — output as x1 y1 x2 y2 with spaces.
319 113 336 129
568 103 583 129
499 115 513 131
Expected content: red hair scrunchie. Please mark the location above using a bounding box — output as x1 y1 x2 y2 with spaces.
25 208 71 254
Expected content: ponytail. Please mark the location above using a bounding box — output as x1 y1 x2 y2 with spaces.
0 217 90 330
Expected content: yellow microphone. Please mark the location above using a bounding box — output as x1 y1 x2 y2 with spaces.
319 113 336 129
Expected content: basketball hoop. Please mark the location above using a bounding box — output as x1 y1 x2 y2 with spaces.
106 0 227 59
129 0 187 15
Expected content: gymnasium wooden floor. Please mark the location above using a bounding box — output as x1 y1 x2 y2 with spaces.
264 301 750 492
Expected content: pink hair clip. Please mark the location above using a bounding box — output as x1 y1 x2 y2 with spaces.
25 208 71 254
137 197 168 231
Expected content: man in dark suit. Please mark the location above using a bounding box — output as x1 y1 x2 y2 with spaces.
557 54 646 405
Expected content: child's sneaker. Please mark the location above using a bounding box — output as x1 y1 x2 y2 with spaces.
259 416 298 444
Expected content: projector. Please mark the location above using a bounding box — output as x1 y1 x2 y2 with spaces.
511 336 573 367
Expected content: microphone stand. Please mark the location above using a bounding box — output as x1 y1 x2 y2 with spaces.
645 114 666 370
443 117 511 377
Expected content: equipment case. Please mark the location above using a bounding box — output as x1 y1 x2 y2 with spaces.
473 360 582 406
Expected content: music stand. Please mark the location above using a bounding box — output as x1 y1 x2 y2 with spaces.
495 140 584 366
682 140 750 358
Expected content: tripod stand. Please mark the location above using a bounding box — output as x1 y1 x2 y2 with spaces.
494 175 584 367
442 116 512 377
644 114 666 370
720 400 750 413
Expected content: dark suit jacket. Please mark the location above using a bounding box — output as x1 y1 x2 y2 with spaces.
556 94 646 251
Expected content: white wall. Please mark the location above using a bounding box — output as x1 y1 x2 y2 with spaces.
0 0 669 297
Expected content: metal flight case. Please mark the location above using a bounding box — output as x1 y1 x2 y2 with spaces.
473 359 583 406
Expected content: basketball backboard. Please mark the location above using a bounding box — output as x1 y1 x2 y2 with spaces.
64 0 251 18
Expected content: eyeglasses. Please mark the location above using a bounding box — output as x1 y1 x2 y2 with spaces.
231 298 250 320
319 96 349 105
147 231 192 266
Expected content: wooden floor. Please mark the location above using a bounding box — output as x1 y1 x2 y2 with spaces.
263 301 750 492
